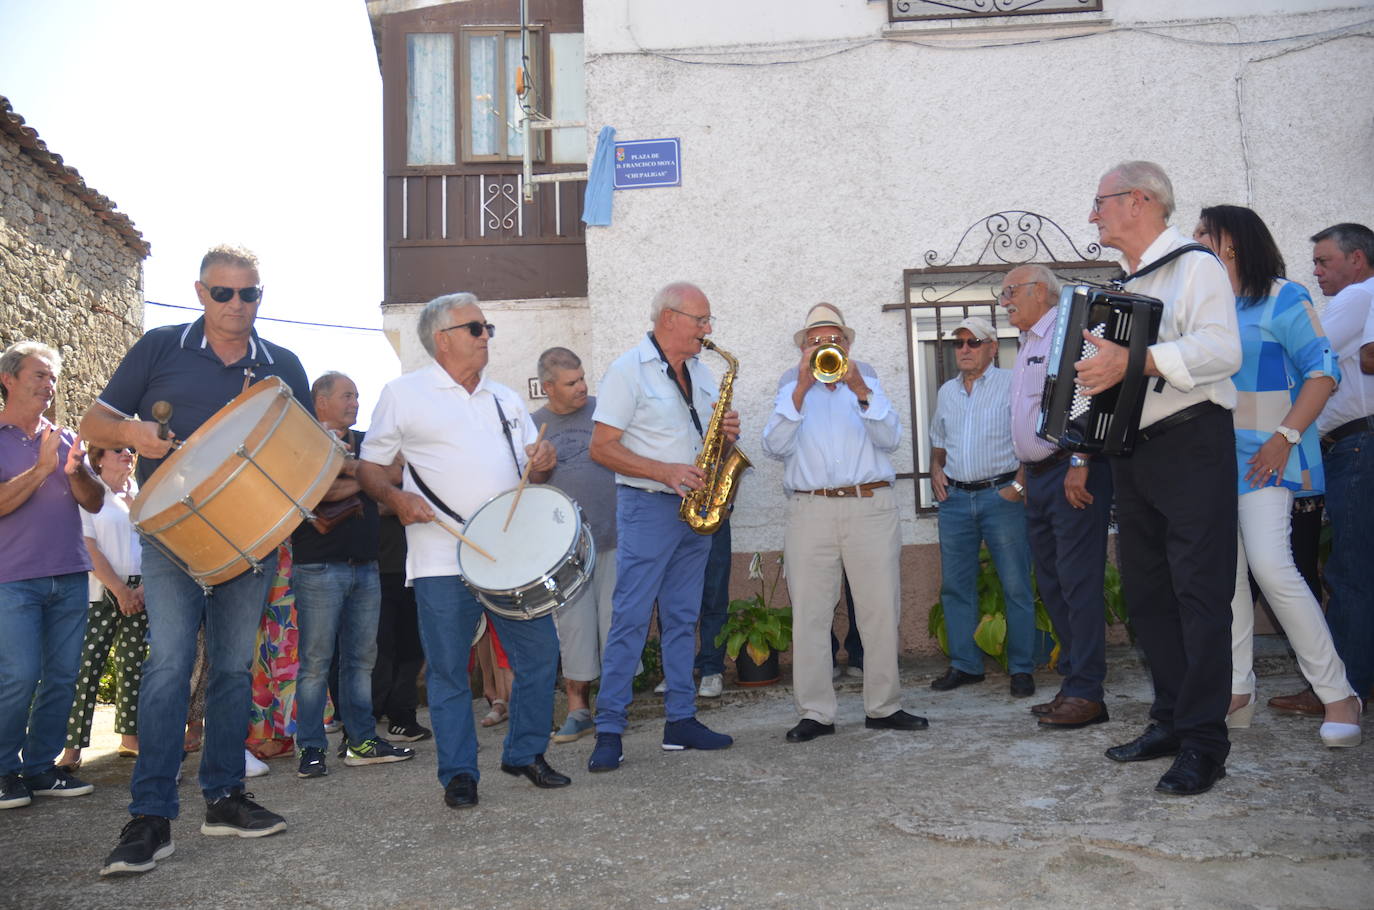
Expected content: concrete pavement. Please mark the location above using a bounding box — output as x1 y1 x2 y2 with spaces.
2 642 1371 909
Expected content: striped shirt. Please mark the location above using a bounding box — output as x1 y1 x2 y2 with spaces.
930 366 1019 483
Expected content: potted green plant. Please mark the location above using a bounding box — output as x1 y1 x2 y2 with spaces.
714 552 792 686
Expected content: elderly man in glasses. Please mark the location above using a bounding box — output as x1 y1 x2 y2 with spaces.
356 293 566 812
928 315 1038 702
81 245 312 875
1077 161 1241 796
1001 266 1114 732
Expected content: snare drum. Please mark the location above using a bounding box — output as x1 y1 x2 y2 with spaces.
132 378 345 587
457 485 595 620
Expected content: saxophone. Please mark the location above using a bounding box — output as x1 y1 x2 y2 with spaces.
680 339 752 534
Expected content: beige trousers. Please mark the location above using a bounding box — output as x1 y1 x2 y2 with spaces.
784 486 903 724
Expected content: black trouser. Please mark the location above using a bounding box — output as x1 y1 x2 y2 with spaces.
1110 406 1237 763
371 571 426 724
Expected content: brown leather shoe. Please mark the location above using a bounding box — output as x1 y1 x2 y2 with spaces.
1030 693 1065 717
1037 696 1108 729
1267 687 1323 717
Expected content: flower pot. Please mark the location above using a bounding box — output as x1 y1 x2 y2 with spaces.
734 649 781 687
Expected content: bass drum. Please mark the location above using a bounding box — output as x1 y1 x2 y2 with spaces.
456 485 595 620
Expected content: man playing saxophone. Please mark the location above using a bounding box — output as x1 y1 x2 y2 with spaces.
587 282 740 772
762 304 927 743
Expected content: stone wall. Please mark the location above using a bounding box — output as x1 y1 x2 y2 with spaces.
0 129 145 425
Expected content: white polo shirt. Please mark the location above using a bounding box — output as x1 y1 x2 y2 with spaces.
361 362 535 581
1315 274 1374 435
593 333 719 494
1121 226 1242 428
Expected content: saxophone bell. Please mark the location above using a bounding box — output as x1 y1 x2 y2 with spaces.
810 344 847 384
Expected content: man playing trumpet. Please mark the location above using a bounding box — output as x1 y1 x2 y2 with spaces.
762 303 927 743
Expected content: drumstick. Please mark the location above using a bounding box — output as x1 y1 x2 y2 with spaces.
430 518 497 562
502 422 547 532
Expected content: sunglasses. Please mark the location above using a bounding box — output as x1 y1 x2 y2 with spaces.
440 321 496 338
205 285 263 304
951 338 986 349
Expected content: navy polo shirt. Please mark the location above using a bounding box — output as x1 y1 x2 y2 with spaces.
98 317 312 485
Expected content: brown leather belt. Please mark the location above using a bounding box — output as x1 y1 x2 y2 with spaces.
1322 414 1374 447
797 480 891 498
1022 449 1070 477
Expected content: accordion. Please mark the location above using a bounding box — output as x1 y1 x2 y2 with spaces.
1036 284 1164 456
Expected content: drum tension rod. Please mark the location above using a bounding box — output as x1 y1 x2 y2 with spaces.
180 493 265 579
234 444 317 523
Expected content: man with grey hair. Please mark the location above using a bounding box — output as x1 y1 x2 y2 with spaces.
928 314 1038 701
1 341 104 812
357 293 567 810
1269 223 1374 715
532 347 618 743
84 244 310 875
1000 265 1114 729
586 282 741 771
1077 161 1241 795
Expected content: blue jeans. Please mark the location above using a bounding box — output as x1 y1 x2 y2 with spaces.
411 575 558 784
0 573 88 777
597 488 712 734
129 542 274 818
1324 431 1374 698
293 561 381 750
936 483 1035 675
694 518 732 677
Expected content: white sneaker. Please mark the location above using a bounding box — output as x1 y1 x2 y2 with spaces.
698 674 724 698
831 665 841 681
323 720 342 734
244 749 270 779
653 680 667 695
846 665 864 679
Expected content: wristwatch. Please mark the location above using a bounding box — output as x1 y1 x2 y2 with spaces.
1275 424 1301 445
1010 480 1025 496
1069 454 1090 468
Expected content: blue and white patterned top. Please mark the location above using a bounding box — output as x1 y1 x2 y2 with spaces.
1232 279 1339 496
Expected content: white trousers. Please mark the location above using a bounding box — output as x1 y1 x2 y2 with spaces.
1230 486 1354 704
784 487 902 724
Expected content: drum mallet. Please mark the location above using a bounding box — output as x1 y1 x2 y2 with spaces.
502 422 547 532
151 401 173 440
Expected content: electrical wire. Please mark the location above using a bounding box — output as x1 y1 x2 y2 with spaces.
145 300 384 333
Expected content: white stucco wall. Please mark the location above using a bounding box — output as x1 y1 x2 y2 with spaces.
576 1 1374 553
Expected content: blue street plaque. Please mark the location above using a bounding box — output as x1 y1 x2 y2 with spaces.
613 138 681 189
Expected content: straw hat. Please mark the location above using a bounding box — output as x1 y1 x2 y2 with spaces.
793 303 856 347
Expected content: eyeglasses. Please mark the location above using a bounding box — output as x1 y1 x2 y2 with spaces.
1091 191 1135 213
668 308 716 328
204 285 263 304
440 321 496 338
951 338 986 350
806 334 845 346
998 282 1040 300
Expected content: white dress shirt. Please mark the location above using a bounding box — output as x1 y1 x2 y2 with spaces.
762 361 901 491
1122 226 1242 427
930 366 1020 482
1315 274 1374 435
592 333 719 494
81 480 141 602
360 362 536 582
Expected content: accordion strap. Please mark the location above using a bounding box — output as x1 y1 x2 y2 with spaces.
1112 242 1217 289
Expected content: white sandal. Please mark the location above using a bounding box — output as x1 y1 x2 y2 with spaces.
480 699 509 727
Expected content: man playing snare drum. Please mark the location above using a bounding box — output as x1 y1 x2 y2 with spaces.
356 292 568 812
81 245 311 877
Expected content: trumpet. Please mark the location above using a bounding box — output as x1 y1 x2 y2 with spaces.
810 344 848 383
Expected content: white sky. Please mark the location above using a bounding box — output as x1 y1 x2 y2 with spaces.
0 0 393 426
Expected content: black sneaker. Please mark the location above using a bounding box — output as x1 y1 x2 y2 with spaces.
101 815 173 876
0 772 31 809
297 747 327 779
201 790 286 838
25 765 94 797
343 737 415 766
387 720 433 742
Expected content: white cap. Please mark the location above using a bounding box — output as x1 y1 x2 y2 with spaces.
945 315 996 342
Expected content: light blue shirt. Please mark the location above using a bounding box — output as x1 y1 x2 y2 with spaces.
761 361 900 492
930 366 1019 483
593 333 719 494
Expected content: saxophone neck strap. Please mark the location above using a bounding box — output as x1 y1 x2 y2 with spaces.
648 331 704 437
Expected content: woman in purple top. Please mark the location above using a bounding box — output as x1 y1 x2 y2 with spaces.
1193 205 1361 747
